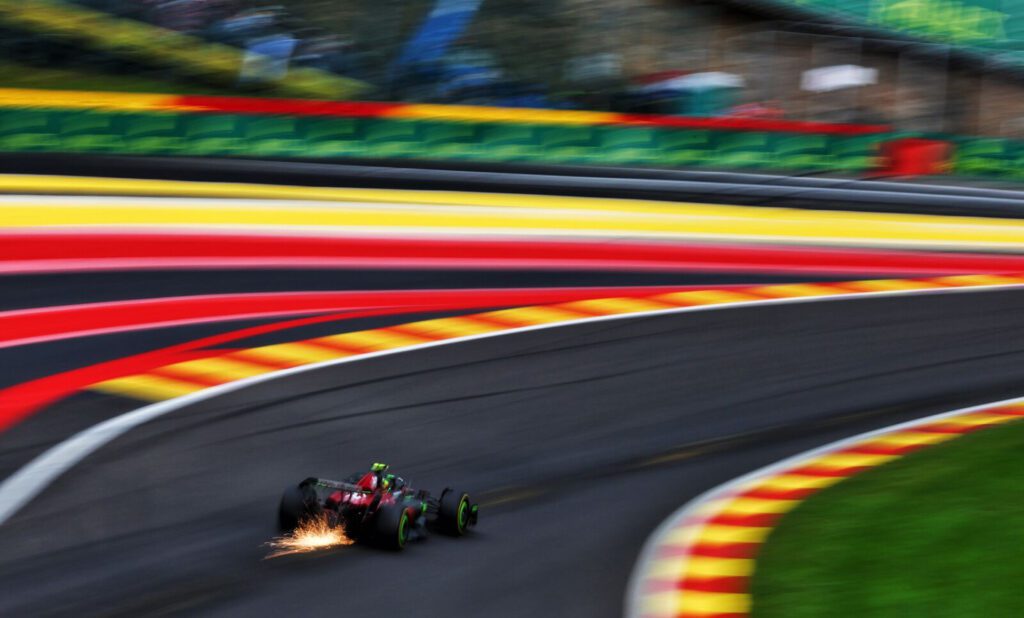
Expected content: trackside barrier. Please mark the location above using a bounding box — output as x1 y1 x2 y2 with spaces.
0 86 1020 181
0 108 889 173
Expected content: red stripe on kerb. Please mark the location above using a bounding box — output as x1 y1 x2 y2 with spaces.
737 487 820 501
678 575 751 594
685 542 762 560
705 512 785 528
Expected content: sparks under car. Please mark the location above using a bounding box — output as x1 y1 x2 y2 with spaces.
278 463 479 550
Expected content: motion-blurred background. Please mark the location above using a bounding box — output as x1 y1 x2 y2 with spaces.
3 3 1024 618
1 0 1023 177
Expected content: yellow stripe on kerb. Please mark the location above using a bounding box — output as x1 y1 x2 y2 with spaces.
841 278 945 292
481 306 586 325
319 329 433 351
858 431 958 449
656 290 761 305
396 317 504 338
675 589 752 615
715 497 800 516
684 556 755 578
937 413 1021 428
749 283 843 297
933 274 1024 286
560 297 675 314
803 452 899 469
160 357 272 381
92 374 204 401
750 473 845 492
234 342 346 366
692 524 772 545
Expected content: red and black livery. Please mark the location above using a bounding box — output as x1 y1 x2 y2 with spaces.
278 463 479 550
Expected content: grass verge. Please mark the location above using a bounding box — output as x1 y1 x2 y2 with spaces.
751 418 1024 617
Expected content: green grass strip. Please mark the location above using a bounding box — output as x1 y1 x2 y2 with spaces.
751 418 1024 617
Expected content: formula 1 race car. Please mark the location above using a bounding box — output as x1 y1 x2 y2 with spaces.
278 463 479 550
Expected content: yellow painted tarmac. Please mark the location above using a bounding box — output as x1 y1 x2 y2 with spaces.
3 175 1024 250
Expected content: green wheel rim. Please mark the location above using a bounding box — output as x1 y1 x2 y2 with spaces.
398 512 409 546
457 498 468 530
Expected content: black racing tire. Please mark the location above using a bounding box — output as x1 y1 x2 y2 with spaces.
278 484 319 531
375 503 413 551
438 490 472 536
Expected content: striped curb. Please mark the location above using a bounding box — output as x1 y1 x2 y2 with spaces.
625 400 1024 618
89 273 1024 402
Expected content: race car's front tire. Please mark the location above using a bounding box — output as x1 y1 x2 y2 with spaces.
278 484 319 531
375 503 413 550
438 490 474 536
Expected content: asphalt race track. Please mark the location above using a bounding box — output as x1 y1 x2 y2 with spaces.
3 289 1024 617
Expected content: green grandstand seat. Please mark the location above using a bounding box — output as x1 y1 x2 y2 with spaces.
243 115 305 156
478 124 543 161
712 132 777 168
121 113 185 154
537 125 598 163
596 127 662 165
0 110 61 152
657 129 714 167
57 111 125 153
421 121 481 159
363 119 427 158
301 117 365 157
953 138 1015 177
830 135 884 172
772 133 833 171
182 114 246 155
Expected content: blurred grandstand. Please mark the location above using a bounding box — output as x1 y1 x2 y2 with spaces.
2 0 1024 181
1 0 1021 136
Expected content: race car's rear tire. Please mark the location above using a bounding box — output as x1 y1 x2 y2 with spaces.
438 490 473 536
375 503 413 550
278 484 320 531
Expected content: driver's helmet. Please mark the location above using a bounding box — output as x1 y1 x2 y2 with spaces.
371 462 390 491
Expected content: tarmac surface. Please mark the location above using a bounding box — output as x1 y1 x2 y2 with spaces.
3 289 1024 616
